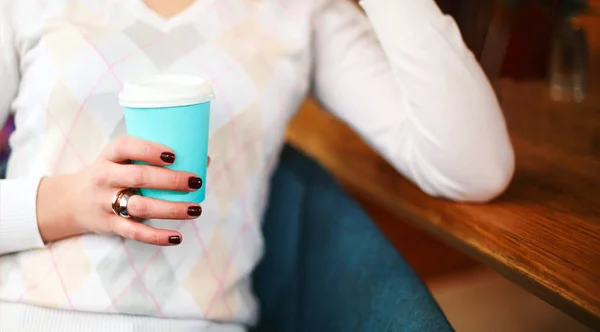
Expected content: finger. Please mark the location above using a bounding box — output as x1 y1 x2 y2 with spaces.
105 136 175 166
111 217 183 246
108 164 203 191
127 195 202 220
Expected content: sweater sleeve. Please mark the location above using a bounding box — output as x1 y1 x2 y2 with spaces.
310 0 515 202
0 2 45 254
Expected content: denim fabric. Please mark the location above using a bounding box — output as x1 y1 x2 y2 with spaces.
252 145 453 332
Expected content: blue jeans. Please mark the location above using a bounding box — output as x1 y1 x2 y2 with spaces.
252 146 453 332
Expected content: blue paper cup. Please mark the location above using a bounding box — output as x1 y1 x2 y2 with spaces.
119 74 214 203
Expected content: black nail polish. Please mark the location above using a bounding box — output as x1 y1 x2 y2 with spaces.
168 236 181 245
160 152 175 164
188 177 202 189
187 206 202 217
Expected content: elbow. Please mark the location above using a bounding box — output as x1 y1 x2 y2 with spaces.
420 143 516 203
463 162 514 203
454 149 515 203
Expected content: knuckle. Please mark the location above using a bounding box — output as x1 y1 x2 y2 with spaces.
117 135 131 147
105 218 117 234
172 172 186 189
125 227 139 241
103 142 117 159
129 199 147 217
130 166 147 188
151 234 161 246
91 167 110 187
105 136 131 160
113 137 128 154
142 143 153 159
167 203 179 218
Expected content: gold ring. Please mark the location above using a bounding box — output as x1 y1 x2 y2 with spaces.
111 188 137 219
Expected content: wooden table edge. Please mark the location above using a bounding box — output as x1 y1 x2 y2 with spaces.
286 80 600 329
338 175 600 329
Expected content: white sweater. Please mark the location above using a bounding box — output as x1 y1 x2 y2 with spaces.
0 0 514 331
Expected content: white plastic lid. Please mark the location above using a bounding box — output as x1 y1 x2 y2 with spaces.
119 74 214 108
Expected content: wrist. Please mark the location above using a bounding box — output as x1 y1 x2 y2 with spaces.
37 174 85 243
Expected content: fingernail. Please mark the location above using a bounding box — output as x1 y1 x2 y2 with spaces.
168 236 181 244
187 206 202 217
188 177 202 189
160 152 175 164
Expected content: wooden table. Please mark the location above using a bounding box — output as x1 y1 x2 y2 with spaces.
286 80 600 329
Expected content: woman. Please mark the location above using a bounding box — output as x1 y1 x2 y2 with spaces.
0 0 514 330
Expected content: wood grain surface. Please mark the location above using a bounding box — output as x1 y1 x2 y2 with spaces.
286 80 600 328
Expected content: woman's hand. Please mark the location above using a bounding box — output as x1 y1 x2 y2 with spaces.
37 136 207 246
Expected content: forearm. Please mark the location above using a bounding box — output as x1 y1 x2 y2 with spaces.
311 0 514 201
359 0 514 200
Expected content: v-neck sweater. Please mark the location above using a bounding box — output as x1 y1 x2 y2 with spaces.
0 0 514 331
